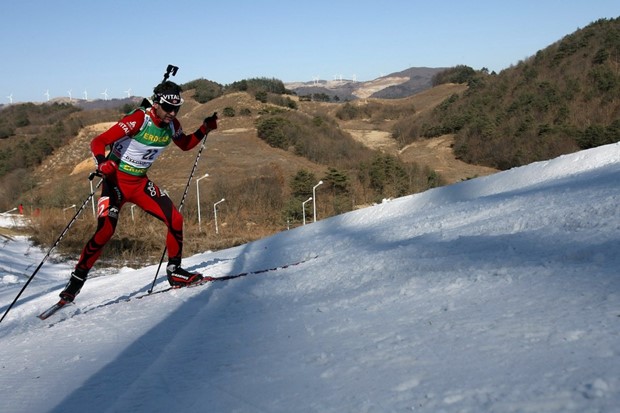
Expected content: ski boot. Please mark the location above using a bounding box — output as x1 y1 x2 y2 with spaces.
59 268 88 302
166 261 203 287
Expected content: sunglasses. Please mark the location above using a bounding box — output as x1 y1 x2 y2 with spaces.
160 101 182 114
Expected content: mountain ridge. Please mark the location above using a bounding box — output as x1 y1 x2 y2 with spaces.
285 66 446 100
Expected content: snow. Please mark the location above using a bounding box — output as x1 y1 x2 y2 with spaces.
1 143 620 413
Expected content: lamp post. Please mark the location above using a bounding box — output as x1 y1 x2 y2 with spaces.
196 173 209 231
214 198 225 234
302 197 312 225
312 180 323 222
63 204 76 218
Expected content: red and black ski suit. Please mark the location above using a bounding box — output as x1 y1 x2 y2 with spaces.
75 107 210 273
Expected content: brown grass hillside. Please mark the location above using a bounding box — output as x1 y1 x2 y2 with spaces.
295 83 497 183
4 82 477 268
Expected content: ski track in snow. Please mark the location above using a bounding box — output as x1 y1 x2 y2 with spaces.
1 143 620 412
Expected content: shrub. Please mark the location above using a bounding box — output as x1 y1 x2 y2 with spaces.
256 116 291 149
577 121 620 149
182 78 224 103
255 91 268 103
226 77 288 95
432 65 477 86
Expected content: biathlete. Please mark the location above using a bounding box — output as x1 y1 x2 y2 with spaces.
60 80 218 302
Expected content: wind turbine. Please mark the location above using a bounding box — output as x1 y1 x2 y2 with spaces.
44 89 50 101
101 89 108 101
83 89 88 100
67 89 72 102
124 88 131 98
6 93 13 104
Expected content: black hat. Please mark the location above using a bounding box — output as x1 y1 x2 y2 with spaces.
153 81 184 105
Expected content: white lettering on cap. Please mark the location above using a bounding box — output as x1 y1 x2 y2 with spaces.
158 93 183 105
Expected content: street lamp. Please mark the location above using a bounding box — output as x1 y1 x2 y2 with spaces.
312 180 323 222
214 198 225 234
302 197 312 225
196 173 209 230
63 204 76 218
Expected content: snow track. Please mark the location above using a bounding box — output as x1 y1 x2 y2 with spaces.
1 143 620 412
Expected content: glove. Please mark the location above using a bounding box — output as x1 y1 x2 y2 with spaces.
204 112 218 131
97 159 118 178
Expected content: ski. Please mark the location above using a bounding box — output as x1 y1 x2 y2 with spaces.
39 255 318 320
37 300 72 320
138 275 217 298
136 254 319 299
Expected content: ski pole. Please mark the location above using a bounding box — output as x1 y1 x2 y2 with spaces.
0 172 103 324
148 133 211 293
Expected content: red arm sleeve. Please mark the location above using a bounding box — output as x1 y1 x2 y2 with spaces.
171 119 209 151
90 110 146 158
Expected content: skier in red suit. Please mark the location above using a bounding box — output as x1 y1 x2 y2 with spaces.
59 80 218 302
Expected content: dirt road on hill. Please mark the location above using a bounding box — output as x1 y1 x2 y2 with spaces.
400 135 498 183
346 129 497 184
343 83 498 184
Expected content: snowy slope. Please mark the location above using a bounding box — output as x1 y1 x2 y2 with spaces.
1 143 619 413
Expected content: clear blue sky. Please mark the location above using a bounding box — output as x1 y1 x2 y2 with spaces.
2 0 619 103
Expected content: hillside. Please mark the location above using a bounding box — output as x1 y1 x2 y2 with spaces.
2 79 492 265
406 17 620 170
27 82 492 204
23 91 338 259
294 83 497 183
